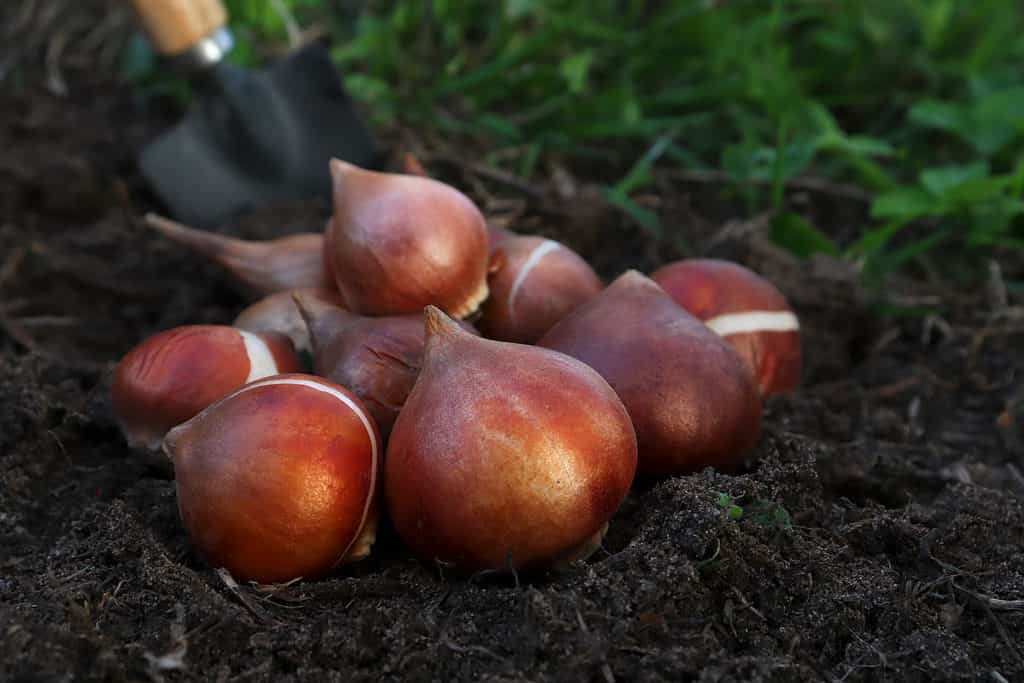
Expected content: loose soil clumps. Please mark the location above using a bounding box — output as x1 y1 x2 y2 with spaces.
2 80 1022 682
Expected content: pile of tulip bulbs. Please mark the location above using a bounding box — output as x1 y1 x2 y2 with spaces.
112 159 801 584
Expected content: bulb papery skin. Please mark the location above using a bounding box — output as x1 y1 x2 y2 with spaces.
479 235 603 343
326 160 489 318
538 271 762 476
234 288 344 353
650 259 801 396
164 373 381 584
145 214 332 297
112 325 299 451
385 307 637 574
297 293 476 438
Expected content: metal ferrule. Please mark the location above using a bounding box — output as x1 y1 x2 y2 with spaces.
168 26 235 73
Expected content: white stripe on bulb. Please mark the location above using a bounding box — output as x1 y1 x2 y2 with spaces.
704 310 800 337
239 330 280 382
508 240 560 316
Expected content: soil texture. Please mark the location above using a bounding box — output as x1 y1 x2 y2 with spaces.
2 51 1024 683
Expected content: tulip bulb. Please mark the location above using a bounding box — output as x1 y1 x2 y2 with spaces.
650 259 801 396
385 306 637 573
479 235 603 343
112 325 300 451
234 288 344 354
325 159 489 318
164 374 381 583
145 213 332 297
296 293 474 438
539 271 762 476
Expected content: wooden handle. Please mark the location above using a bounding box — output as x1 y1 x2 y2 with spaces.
129 0 228 56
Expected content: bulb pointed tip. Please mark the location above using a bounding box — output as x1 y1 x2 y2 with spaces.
613 269 658 290
162 421 188 464
144 213 187 235
291 291 348 355
423 305 460 338
329 158 357 182
423 303 444 325
329 159 362 206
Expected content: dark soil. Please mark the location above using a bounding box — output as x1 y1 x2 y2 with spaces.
3 47 1024 683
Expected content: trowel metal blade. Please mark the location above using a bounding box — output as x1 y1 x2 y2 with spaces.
139 42 379 228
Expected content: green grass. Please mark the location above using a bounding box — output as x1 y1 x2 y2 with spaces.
134 0 1024 288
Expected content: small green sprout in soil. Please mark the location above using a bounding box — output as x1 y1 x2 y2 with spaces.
716 492 744 521
716 493 793 531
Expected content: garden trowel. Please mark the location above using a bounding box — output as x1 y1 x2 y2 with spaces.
130 0 379 227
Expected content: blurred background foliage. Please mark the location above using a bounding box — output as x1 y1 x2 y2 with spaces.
130 0 1024 289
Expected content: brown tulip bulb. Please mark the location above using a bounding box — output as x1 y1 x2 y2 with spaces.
385 306 637 573
539 271 762 476
112 325 300 450
650 259 801 396
164 374 381 583
296 293 476 438
145 213 332 297
234 288 344 353
325 159 489 318
479 235 603 343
